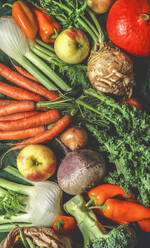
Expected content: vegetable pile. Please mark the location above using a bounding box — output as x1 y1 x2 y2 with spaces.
0 0 149 247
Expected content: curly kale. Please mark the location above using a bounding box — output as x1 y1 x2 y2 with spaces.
37 88 150 206
64 195 137 248
80 89 150 206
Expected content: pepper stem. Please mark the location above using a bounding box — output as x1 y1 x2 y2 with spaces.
50 28 59 40
85 197 96 207
88 202 106 212
2 3 12 8
141 13 150 21
55 219 64 230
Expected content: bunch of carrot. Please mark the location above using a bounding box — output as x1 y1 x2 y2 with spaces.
0 63 71 148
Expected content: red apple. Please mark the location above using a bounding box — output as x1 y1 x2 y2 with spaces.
86 0 114 14
54 28 90 64
17 144 57 182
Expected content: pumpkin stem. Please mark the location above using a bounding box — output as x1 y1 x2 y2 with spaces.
141 14 150 21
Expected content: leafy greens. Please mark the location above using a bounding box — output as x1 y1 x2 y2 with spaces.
80 89 150 207
39 88 150 207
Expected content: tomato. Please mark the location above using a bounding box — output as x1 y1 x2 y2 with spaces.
120 98 142 110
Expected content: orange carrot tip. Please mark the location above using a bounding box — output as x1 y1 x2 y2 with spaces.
0 109 60 131
6 114 72 148
12 62 41 83
0 114 72 167
0 63 60 101
0 81 44 102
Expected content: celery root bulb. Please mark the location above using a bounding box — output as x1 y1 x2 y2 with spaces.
87 44 136 97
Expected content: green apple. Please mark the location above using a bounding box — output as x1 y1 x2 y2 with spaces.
17 144 56 182
54 28 90 64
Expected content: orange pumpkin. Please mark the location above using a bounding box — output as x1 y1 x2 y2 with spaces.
106 0 150 56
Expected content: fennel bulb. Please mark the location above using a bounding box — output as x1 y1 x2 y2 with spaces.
0 16 31 62
0 177 63 228
0 16 70 91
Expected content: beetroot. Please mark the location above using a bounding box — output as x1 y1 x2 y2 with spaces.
57 148 106 195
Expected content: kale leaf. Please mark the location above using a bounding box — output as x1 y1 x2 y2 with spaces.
80 89 150 206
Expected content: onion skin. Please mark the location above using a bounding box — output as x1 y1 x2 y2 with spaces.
60 127 88 151
87 43 136 97
57 149 106 195
86 0 115 14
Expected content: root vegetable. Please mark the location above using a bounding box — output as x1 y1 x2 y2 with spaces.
60 126 88 151
0 100 35 117
0 81 44 101
6 114 72 152
0 111 39 121
0 126 45 140
87 43 136 97
0 109 60 131
57 140 106 195
0 63 60 101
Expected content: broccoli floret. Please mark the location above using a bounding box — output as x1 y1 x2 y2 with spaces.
64 195 137 248
92 225 137 248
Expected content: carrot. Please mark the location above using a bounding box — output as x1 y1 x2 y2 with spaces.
0 81 44 101
9 114 72 150
0 99 18 107
0 109 60 131
0 63 60 101
0 126 45 140
0 101 35 117
12 63 41 83
0 111 39 121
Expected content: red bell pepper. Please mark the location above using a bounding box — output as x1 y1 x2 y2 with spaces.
52 216 76 234
86 184 135 207
32 6 61 43
91 198 150 225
